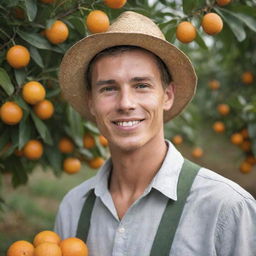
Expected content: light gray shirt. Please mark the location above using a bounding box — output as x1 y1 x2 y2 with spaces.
54 141 256 256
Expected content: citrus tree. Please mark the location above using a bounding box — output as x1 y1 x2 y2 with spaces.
0 0 256 204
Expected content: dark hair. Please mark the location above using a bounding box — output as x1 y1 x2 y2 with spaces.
86 45 172 91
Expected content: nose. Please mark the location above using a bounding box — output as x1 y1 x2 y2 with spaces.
117 86 136 113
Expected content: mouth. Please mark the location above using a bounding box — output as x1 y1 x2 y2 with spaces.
112 119 144 127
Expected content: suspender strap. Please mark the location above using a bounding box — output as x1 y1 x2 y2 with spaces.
149 159 200 256
76 189 96 242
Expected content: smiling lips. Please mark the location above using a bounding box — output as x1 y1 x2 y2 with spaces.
113 119 144 127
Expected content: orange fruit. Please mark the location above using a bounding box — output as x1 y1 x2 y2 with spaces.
241 71 254 84
240 128 249 138
7 240 34 256
63 157 81 174
40 0 55 3
22 81 46 105
104 0 127 9
33 230 61 247
216 0 231 6
99 135 108 147
33 99 54 120
240 140 251 152
1 101 23 125
34 242 62 256
240 161 253 174
192 147 203 158
201 13 223 35
246 155 256 165
88 157 104 169
23 140 44 160
176 21 197 43
230 133 243 145
86 10 110 34
213 121 225 133
60 237 89 256
6 45 30 69
83 133 95 149
208 79 220 90
217 103 230 116
58 137 75 153
45 20 69 44
171 135 183 145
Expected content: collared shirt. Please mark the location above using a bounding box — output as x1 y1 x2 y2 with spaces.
54 141 256 256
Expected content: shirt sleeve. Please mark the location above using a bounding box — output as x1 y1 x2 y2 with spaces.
215 196 256 256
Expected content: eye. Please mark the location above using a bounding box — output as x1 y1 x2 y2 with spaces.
135 83 149 89
100 86 117 93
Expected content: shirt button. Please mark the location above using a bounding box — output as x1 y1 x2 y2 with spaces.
118 227 125 233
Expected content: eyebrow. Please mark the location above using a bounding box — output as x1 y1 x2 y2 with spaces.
95 76 154 86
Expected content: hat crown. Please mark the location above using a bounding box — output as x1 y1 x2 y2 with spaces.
107 11 165 40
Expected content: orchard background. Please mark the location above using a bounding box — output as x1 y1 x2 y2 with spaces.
0 0 256 251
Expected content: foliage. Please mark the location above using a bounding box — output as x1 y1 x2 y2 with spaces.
0 0 256 203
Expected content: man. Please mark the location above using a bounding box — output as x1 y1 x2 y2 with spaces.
55 11 256 255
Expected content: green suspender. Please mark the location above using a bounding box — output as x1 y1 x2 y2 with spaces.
149 159 200 256
76 159 200 255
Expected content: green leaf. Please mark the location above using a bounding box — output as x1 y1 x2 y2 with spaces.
44 145 62 176
25 0 37 22
14 69 26 87
13 95 30 111
29 46 44 68
214 7 246 42
11 162 29 187
17 30 62 53
31 112 53 145
18 113 31 149
0 129 10 153
195 31 208 50
84 121 99 134
219 7 256 32
182 0 204 14
67 105 84 138
0 68 14 95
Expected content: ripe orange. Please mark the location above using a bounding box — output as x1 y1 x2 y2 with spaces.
7 240 34 256
6 45 30 69
192 147 203 158
201 13 223 35
58 137 75 153
217 103 230 116
240 161 253 174
40 0 55 3
33 99 54 120
45 20 69 44
83 133 95 149
22 81 46 105
34 242 62 256
176 21 197 43
86 10 110 34
241 71 254 84
213 121 225 133
171 135 183 145
230 133 243 145
216 0 231 6
240 128 249 139
88 157 104 169
208 79 220 90
33 230 61 247
240 140 251 152
1 101 23 125
63 157 81 174
23 140 44 160
104 0 127 9
99 135 108 147
60 237 89 256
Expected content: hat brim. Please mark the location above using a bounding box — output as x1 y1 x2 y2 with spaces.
59 32 197 123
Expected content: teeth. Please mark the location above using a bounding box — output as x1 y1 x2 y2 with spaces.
116 120 140 127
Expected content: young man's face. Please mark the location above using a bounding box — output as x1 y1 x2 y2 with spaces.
88 49 174 153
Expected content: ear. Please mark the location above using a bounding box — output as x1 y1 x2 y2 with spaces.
88 93 96 116
163 82 175 111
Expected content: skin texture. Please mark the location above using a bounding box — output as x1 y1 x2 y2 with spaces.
89 49 174 219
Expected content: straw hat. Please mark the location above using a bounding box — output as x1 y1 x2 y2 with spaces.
59 11 197 123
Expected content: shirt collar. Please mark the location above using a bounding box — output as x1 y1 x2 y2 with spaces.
93 140 184 201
